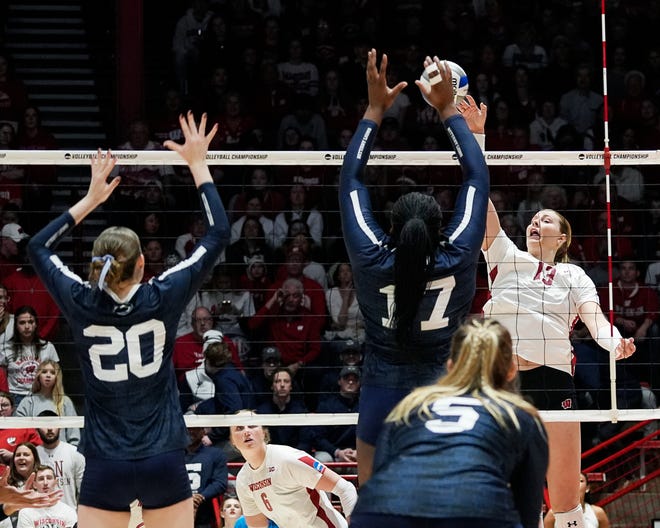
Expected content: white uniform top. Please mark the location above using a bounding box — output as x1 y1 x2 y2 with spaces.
16 502 77 528
36 441 85 509
0 342 59 395
482 231 599 374
583 503 600 528
235 444 348 528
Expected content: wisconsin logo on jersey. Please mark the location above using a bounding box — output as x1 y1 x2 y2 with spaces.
561 398 573 410
298 455 326 474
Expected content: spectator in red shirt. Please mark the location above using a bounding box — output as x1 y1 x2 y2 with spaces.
0 391 41 468
247 277 323 391
173 306 241 382
4 230 60 341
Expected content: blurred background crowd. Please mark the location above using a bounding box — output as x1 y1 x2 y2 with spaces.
0 0 658 453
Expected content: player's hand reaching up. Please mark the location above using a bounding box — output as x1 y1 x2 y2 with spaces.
69 149 119 224
86 149 119 206
415 57 457 120
364 48 407 123
165 111 218 187
164 111 217 165
457 95 488 134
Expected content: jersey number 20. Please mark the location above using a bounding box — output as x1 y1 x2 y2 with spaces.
84 319 165 382
379 276 456 331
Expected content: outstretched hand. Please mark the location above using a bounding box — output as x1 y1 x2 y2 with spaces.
0 468 63 512
615 337 636 360
414 57 457 120
364 48 407 123
457 95 487 134
85 149 119 206
164 111 218 169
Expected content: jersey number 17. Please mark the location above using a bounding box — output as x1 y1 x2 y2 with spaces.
379 276 456 331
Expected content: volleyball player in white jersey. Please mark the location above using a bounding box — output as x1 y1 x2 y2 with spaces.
458 96 635 528
230 412 356 528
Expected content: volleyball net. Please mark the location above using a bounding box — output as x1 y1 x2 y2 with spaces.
0 148 659 427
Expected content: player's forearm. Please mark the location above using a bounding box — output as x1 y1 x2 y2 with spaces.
363 104 386 125
188 161 213 188
69 195 101 225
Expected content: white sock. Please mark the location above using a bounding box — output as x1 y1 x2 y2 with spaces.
554 504 584 528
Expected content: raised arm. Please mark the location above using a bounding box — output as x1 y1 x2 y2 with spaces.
68 149 119 225
457 96 500 252
482 198 502 251
414 56 460 122
68 112 218 226
363 49 408 125
164 111 217 187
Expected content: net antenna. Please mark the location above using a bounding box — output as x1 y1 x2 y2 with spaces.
600 0 618 417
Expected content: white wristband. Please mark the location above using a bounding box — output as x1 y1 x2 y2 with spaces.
331 478 357 517
596 325 622 354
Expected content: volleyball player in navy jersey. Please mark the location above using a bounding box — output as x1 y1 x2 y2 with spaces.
26 112 229 528
350 319 548 528
339 50 490 484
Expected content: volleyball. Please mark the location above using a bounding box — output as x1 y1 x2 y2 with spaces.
419 60 469 106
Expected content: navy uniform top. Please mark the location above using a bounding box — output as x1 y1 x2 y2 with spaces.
353 394 548 528
27 182 230 460
339 116 489 388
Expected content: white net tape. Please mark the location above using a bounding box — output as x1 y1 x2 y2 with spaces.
0 149 658 166
2 147 659 428
2 408 660 429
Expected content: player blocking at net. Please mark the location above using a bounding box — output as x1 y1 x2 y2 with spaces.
26 112 230 528
338 49 490 485
456 93 636 528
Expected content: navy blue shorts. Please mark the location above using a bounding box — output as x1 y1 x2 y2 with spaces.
78 449 192 510
518 366 577 411
356 385 411 446
350 513 522 528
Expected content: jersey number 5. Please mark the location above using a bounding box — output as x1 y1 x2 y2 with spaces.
84 319 165 382
379 276 456 331
425 396 481 434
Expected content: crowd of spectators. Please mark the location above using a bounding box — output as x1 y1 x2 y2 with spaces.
0 0 659 466
159 0 660 423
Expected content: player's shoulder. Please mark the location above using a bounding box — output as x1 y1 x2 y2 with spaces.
267 443 299 459
556 261 590 280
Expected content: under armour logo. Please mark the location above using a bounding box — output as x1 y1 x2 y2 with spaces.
567 522 578 527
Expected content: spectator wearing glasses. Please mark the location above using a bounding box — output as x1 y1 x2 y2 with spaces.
173 306 241 383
